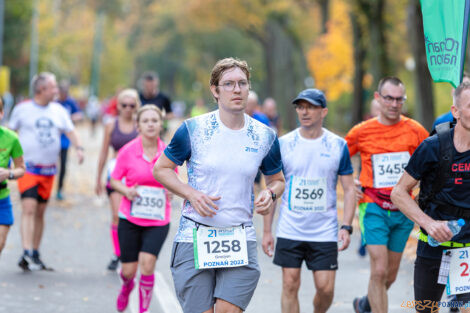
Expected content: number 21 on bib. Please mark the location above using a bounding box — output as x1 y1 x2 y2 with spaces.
193 225 249 269
372 151 410 188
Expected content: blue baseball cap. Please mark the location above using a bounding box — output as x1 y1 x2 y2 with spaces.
292 88 327 108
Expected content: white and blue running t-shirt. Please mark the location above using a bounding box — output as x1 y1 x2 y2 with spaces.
164 110 282 242
8 100 74 168
277 128 353 242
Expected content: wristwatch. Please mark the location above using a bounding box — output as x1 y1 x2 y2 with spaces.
8 171 14 180
340 225 353 235
267 188 277 201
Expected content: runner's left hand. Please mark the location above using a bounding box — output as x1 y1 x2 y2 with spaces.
254 189 272 215
338 229 350 251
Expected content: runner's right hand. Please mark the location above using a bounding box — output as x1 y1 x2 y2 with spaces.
187 190 220 217
124 186 139 201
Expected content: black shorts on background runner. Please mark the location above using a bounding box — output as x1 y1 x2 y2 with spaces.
273 237 338 271
118 218 169 262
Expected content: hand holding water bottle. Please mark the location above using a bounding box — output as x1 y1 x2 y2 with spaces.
428 219 466 247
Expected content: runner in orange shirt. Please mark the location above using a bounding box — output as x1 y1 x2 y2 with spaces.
346 77 428 313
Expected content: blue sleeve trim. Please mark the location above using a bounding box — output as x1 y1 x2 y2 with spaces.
338 143 354 175
164 149 184 166
164 122 191 165
260 137 283 175
262 166 283 176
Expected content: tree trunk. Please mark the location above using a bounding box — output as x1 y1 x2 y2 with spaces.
262 19 299 130
369 0 389 87
407 0 434 130
350 10 367 125
317 0 330 34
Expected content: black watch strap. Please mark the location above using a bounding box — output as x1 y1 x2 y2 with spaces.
340 225 353 235
268 188 276 201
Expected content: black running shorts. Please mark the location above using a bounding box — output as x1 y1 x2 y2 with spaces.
118 218 169 263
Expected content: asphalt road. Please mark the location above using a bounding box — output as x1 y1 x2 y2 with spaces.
0 123 419 313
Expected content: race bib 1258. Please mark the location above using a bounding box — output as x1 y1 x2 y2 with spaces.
193 225 248 269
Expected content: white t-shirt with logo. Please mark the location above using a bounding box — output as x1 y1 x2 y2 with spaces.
164 110 283 242
277 128 353 242
9 100 74 166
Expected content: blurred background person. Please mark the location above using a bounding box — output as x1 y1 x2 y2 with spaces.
246 91 270 126
262 97 281 133
56 81 84 201
190 98 208 117
0 97 25 257
364 99 380 121
95 88 140 271
138 71 173 120
111 105 174 313
86 95 101 137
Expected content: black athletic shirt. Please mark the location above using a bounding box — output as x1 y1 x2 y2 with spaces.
139 92 172 113
405 129 470 259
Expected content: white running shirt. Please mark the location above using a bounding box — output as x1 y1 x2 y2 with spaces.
165 110 282 242
9 100 74 167
277 128 353 242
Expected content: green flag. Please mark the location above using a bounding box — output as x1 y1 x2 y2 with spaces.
421 0 470 88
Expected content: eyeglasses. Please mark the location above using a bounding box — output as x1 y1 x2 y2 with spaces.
121 103 136 109
218 80 250 92
379 94 406 104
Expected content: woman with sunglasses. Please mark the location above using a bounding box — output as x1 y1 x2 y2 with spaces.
110 105 174 313
95 88 140 271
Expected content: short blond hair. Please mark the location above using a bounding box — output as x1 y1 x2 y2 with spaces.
117 88 141 108
136 104 163 123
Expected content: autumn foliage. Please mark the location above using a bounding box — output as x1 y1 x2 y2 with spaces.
307 0 353 101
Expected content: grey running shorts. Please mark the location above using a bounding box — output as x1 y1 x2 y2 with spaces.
170 241 260 312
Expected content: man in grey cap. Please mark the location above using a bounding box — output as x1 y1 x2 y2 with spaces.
262 88 356 313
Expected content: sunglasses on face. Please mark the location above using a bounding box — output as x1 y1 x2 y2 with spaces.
121 103 136 109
